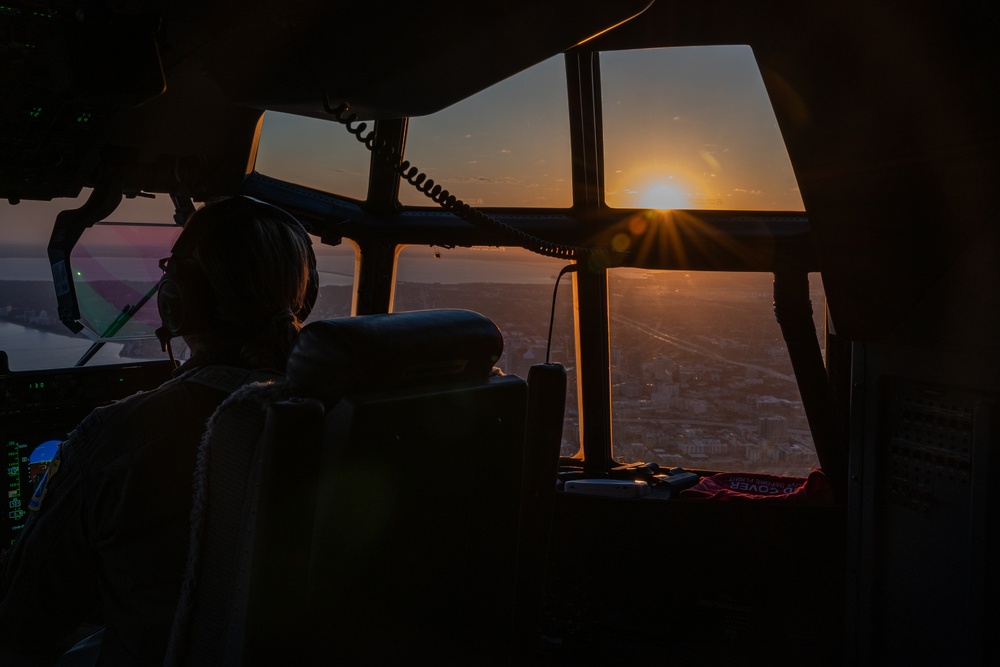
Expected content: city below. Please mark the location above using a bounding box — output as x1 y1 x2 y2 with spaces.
2 266 822 479
393 270 823 478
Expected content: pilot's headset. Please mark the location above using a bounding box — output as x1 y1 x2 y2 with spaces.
155 196 319 359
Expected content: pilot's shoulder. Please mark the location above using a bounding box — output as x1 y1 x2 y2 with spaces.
182 365 283 395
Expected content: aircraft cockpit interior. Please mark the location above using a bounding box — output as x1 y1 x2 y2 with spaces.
1 1 997 664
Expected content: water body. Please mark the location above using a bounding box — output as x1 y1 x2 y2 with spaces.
0 320 140 372
0 252 559 286
0 247 563 372
0 258 51 281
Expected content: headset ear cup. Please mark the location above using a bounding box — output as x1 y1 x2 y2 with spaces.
157 261 215 336
157 278 184 335
297 248 319 323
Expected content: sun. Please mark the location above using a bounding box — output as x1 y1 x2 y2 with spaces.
638 181 689 210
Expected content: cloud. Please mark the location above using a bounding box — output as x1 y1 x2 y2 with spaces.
699 149 722 172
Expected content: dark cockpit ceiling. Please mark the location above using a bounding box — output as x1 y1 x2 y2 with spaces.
0 0 653 201
5 0 995 208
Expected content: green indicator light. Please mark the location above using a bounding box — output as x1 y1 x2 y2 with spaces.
77 113 91 124
28 107 42 118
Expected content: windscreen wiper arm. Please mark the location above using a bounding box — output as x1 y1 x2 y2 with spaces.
75 279 163 367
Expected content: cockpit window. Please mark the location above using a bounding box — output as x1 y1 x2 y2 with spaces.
601 46 804 211
72 223 177 347
393 245 580 455
70 196 179 352
1 194 178 370
255 111 371 201
399 55 572 208
608 269 822 476
2 199 76 370
307 240 358 324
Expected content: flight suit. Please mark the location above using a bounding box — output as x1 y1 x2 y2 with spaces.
0 364 278 666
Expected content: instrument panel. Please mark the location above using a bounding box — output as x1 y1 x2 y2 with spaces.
1 361 172 551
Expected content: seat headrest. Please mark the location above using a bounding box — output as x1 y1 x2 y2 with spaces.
286 309 504 408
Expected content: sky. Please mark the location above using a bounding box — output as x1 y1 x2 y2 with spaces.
2 44 803 246
601 46 803 211
258 45 803 212
0 192 178 250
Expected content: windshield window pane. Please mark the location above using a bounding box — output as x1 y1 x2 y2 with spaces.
602 46 804 211
255 111 370 200
400 56 571 208
394 245 580 456
609 269 822 476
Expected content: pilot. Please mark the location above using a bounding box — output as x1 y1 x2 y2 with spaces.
0 196 317 666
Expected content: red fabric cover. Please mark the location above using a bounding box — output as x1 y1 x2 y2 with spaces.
679 468 833 503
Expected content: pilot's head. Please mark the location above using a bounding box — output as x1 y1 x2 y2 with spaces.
156 196 318 371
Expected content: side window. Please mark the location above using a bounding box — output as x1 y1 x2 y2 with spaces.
608 270 824 476
305 240 358 323
601 45 804 211
393 245 580 456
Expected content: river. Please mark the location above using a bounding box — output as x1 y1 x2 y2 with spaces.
0 320 143 372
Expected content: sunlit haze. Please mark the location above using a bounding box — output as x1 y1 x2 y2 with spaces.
638 181 691 210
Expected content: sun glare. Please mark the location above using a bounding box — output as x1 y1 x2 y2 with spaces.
638 182 689 210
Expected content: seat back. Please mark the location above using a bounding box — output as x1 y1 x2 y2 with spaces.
168 309 528 665
166 383 325 667
289 309 527 663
